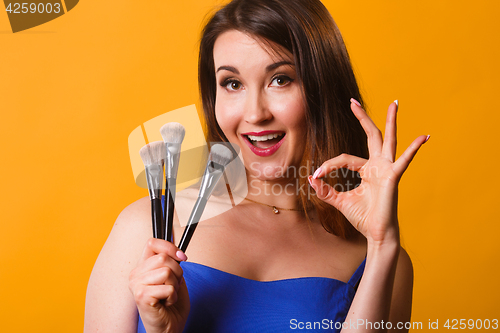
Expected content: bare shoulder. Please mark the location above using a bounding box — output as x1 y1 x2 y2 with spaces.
98 196 152 263
110 196 152 239
84 197 151 333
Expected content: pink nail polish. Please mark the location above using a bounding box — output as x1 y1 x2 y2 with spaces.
313 167 322 179
176 250 188 261
394 100 399 111
424 135 431 143
350 98 362 107
308 176 313 186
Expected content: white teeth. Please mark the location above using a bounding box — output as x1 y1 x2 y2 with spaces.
247 133 282 141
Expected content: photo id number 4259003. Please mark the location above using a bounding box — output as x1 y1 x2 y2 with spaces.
443 319 498 330
6 3 62 14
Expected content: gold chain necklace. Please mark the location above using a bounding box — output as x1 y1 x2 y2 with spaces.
242 197 302 214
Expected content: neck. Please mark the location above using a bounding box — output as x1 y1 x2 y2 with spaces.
245 174 302 210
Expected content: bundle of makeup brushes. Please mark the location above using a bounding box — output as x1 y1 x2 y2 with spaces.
139 122 233 253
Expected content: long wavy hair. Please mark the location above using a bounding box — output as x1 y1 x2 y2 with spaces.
198 0 368 239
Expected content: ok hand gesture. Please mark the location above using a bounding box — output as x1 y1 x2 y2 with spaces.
308 99 429 245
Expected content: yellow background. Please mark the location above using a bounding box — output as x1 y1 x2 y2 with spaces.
1 0 498 331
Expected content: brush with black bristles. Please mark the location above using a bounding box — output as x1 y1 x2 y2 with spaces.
178 144 233 253
139 141 166 239
160 122 186 243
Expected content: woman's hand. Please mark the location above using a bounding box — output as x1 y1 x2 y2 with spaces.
129 238 190 333
308 99 428 245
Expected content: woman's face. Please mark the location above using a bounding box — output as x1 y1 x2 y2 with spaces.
213 30 307 181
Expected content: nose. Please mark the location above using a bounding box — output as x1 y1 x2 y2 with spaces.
243 90 273 124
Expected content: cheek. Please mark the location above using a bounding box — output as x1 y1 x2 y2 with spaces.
271 84 306 124
274 98 306 131
215 96 240 141
290 106 306 128
290 100 307 133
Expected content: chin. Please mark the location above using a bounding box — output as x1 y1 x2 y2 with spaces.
245 160 295 182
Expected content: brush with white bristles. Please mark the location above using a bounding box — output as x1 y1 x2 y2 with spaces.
139 141 166 239
178 144 233 253
160 122 186 243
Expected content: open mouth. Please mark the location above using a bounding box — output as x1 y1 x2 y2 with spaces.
244 133 286 149
241 131 286 157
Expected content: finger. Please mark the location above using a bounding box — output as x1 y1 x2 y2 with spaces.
312 153 367 179
350 98 383 156
132 254 184 283
393 135 430 176
308 176 343 208
135 266 182 289
139 238 187 263
134 284 179 308
381 101 398 161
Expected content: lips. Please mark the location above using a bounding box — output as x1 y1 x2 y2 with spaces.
241 131 286 157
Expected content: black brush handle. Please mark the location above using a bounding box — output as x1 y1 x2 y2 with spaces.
151 198 164 239
178 197 208 253
165 178 176 243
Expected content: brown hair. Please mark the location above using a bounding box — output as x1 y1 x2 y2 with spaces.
199 0 368 238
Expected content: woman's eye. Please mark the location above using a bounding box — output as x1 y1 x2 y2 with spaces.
223 80 242 91
270 75 293 87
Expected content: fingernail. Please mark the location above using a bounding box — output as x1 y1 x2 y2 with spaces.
424 135 431 143
350 98 362 107
394 99 399 110
313 167 322 179
308 176 317 190
176 250 188 261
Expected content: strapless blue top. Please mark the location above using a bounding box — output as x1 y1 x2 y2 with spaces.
137 258 365 332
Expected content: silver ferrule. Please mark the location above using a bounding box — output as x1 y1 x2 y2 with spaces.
198 162 225 199
145 164 164 199
165 143 182 179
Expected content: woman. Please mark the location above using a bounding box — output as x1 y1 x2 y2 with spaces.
85 0 428 332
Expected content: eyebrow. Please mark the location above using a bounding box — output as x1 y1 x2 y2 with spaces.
215 60 294 75
216 66 239 74
265 60 294 72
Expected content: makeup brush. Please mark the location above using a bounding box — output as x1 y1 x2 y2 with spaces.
160 122 186 243
178 144 233 253
139 141 166 239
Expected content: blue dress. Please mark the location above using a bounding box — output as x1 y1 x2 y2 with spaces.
137 258 366 332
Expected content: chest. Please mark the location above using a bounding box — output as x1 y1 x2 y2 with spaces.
173 208 366 283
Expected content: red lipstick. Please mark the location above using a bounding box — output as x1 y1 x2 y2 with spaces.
241 131 286 157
